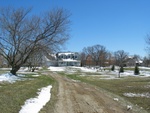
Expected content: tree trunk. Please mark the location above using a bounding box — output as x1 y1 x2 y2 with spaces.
118 72 120 78
32 68 35 72
10 66 20 76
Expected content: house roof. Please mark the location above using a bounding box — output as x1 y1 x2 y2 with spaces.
57 52 78 56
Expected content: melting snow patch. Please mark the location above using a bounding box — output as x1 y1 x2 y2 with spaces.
127 105 132 111
32 75 40 77
123 92 150 98
18 67 29 72
0 73 21 83
19 85 52 113
113 98 119 101
48 67 66 71
71 79 80 82
80 67 98 73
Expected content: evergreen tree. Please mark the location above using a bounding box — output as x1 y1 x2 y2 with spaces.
119 66 124 73
111 65 115 71
118 66 124 78
134 65 140 75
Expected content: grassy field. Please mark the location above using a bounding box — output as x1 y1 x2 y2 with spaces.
61 72 150 112
0 67 149 112
0 72 55 113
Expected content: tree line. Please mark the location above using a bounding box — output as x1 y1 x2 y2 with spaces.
80 44 150 68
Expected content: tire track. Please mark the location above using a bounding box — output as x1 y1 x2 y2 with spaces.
49 72 135 113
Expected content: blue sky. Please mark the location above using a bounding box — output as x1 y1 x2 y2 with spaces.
1 0 150 57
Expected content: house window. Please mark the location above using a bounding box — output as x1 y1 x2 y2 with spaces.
60 62 63 64
64 55 67 59
72 56 74 59
75 56 77 59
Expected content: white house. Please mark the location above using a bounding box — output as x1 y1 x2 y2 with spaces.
43 52 81 67
56 52 81 66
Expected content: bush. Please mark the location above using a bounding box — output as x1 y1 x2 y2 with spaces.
111 65 115 71
119 66 124 73
134 65 140 75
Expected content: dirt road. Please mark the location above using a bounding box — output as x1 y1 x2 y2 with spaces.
49 72 143 113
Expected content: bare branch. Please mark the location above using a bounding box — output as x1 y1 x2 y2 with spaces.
0 7 70 75
114 50 129 66
82 44 108 66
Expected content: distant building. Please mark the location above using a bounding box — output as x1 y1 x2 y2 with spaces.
44 52 81 67
43 55 58 66
126 56 143 66
56 52 81 66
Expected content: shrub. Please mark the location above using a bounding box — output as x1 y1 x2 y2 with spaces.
111 65 115 71
119 66 124 73
134 65 140 75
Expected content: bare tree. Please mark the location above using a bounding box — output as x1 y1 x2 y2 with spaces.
114 50 129 67
26 51 43 72
106 52 115 68
80 52 87 66
95 45 108 66
82 44 108 66
133 54 141 60
143 55 150 67
0 7 70 75
145 35 150 53
144 35 150 66
114 50 128 77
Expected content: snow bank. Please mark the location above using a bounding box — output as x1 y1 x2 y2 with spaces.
19 85 52 113
18 67 29 72
0 73 37 83
80 67 97 73
48 66 99 73
73 67 98 73
139 67 150 70
48 66 66 71
140 71 150 76
32 75 40 77
48 66 150 77
123 92 150 98
113 98 119 101
0 73 21 83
